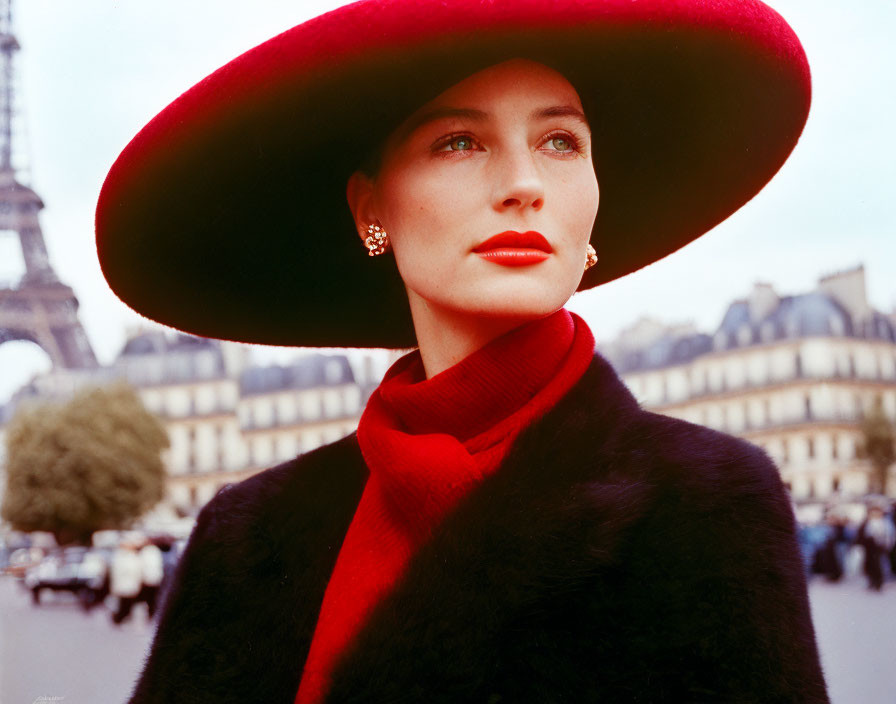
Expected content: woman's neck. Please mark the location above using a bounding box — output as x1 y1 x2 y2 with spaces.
407 291 548 379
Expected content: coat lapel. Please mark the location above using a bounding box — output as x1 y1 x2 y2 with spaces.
321 351 656 702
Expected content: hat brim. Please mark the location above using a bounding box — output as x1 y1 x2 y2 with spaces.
96 0 811 348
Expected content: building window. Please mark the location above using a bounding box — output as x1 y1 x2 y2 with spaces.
804 395 812 421
782 439 790 464
325 359 344 384
196 350 218 378
364 357 376 385
189 486 198 507
829 315 844 336
216 425 225 470
323 389 341 417
807 436 815 459
794 352 803 377
187 426 196 473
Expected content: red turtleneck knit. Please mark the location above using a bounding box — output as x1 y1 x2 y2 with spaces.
294 308 596 704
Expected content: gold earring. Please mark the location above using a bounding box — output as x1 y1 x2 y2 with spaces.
365 224 389 256
584 243 598 271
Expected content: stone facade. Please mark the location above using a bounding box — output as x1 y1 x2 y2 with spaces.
599 265 896 501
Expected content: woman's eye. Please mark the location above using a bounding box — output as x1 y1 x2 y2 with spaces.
434 132 580 155
544 135 576 153
438 136 476 152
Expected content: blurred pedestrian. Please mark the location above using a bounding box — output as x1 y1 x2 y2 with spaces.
78 549 109 611
858 504 896 591
109 539 143 624
138 538 164 618
155 537 180 610
889 500 896 578
813 509 849 582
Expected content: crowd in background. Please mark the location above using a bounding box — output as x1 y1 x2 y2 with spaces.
798 499 896 591
4 496 896 627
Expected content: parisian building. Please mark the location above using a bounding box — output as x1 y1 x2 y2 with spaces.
237 355 366 481
0 330 397 523
3 264 894 528
597 265 896 501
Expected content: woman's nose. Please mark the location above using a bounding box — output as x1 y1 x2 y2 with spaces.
492 149 545 212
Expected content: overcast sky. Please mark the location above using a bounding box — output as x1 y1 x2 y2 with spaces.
1 0 894 402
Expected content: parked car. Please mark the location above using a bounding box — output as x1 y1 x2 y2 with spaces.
25 546 109 607
5 547 45 579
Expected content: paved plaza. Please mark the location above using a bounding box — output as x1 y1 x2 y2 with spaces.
1 573 894 703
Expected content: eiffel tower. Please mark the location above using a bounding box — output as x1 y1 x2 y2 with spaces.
0 0 96 369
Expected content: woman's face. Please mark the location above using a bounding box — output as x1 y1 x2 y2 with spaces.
348 58 599 323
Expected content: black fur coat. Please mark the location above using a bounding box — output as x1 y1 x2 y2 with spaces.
127 351 829 703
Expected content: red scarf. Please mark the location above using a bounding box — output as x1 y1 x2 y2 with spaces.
295 308 595 704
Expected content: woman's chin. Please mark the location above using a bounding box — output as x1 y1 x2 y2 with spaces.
475 278 578 315
407 273 578 321
451 292 572 320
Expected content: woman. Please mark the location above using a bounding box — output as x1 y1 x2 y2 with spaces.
96 0 828 701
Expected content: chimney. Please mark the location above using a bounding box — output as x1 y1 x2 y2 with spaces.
817 265 870 323
748 282 779 323
618 316 671 349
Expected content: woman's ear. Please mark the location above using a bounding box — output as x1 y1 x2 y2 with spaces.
346 170 377 246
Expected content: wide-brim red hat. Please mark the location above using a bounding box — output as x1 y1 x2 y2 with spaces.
96 0 810 349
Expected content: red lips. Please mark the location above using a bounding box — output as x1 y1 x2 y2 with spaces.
472 231 553 253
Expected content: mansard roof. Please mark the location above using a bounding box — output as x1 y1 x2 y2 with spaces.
602 288 895 374
116 332 225 384
603 331 713 374
714 292 895 350
120 331 219 357
239 354 354 395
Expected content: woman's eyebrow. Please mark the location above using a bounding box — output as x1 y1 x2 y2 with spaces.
396 104 590 142
531 105 591 131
